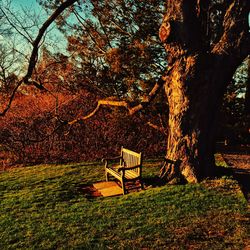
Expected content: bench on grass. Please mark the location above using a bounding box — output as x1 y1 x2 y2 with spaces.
103 147 143 195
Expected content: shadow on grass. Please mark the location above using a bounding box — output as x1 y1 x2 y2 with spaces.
232 168 250 203
216 166 250 203
143 176 168 188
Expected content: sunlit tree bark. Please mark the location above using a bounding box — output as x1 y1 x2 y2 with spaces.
159 0 249 182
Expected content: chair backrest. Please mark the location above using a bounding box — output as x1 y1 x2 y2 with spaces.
120 147 142 175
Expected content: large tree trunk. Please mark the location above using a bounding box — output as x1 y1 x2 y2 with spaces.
160 0 249 183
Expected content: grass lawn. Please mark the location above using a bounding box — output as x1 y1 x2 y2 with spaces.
0 160 249 249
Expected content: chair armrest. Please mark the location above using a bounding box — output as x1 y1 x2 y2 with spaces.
102 156 122 169
118 165 141 172
102 156 122 163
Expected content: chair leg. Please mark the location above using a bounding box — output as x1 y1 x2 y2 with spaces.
140 180 144 190
121 180 126 195
105 169 109 181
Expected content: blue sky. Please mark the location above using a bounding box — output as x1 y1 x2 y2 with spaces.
0 0 68 74
8 0 67 50
10 0 50 23
11 0 41 10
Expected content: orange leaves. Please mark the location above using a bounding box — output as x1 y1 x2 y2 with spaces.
67 36 79 46
106 48 122 73
159 21 171 43
130 39 148 58
0 84 165 165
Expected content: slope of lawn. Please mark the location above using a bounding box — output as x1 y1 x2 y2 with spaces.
0 160 249 249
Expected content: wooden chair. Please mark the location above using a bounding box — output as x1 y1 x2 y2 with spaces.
103 147 143 194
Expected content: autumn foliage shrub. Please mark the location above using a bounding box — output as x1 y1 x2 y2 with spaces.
0 86 165 166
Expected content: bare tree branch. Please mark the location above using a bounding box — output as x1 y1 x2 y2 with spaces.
68 77 165 125
0 79 23 116
0 6 33 44
72 10 106 54
146 121 165 134
111 20 133 37
24 0 78 82
0 0 78 116
95 12 113 49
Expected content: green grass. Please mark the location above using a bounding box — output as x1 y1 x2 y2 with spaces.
0 161 249 249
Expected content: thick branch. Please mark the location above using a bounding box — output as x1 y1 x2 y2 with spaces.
159 0 202 51
212 0 249 57
68 78 165 125
24 0 78 82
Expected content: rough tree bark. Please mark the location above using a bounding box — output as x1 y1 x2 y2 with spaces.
159 0 249 183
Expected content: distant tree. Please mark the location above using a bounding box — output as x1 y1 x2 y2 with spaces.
0 43 19 94
218 56 249 145
0 6 18 94
38 0 166 98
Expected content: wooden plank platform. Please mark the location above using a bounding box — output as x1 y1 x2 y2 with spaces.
93 181 123 197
